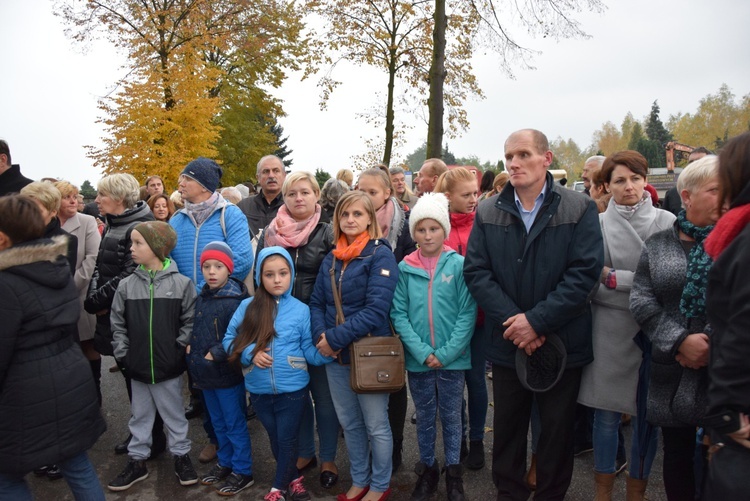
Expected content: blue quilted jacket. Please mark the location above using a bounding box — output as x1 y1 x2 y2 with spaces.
170 196 253 290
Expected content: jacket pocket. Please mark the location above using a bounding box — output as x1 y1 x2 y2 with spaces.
288 356 308 371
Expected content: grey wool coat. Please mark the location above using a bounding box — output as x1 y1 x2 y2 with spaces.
578 198 675 415
630 222 710 427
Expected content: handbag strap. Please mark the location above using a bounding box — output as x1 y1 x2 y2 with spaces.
329 257 345 326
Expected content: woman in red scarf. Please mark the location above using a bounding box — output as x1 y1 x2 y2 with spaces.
309 191 399 501
256 171 341 489
703 131 750 499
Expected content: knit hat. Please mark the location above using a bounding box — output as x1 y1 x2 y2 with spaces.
180 157 223 193
408 192 451 239
133 221 177 261
515 334 567 392
200 241 234 275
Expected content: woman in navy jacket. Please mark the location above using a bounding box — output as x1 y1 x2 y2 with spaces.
309 191 399 501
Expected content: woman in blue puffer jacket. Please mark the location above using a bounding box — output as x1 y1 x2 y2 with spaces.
223 246 332 501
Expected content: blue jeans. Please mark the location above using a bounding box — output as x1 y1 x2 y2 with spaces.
326 362 392 492
0 452 105 501
593 409 658 478
251 388 308 490
203 384 253 475
462 326 489 442
297 364 340 462
410 370 465 466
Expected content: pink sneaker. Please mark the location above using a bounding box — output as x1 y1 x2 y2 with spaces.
264 490 286 501
288 476 311 501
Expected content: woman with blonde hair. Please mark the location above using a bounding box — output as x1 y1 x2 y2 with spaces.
336 168 354 189
310 191 399 501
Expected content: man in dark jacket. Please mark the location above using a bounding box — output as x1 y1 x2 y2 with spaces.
237 155 286 238
464 129 603 501
0 140 33 197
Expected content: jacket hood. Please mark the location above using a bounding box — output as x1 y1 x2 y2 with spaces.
403 245 455 269
132 258 181 281
0 236 71 288
255 246 295 298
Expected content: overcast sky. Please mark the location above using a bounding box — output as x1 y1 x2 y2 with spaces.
1 0 749 187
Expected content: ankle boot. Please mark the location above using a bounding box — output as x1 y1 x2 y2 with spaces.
410 461 439 501
444 464 465 501
626 475 648 501
594 472 616 501
392 438 403 473
524 453 537 491
89 358 102 406
465 440 484 470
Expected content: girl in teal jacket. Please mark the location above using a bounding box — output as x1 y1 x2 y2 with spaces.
389 193 476 501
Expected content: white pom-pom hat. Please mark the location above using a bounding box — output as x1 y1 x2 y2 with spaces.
408 192 451 239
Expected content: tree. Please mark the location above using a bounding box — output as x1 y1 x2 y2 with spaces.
550 137 586 180
592 121 622 156
645 100 673 146
80 180 97 200
627 122 645 150
308 0 480 165
271 122 293 169
668 84 750 150
59 0 307 183
425 0 605 158
315 168 332 187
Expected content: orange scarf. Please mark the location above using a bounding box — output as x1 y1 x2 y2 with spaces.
332 232 370 262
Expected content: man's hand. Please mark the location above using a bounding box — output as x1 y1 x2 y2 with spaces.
728 413 750 449
425 354 443 369
503 314 540 350
252 348 273 369
676 333 709 369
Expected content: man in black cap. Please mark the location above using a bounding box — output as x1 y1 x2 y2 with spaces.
464 129 603 501
0 140 33 197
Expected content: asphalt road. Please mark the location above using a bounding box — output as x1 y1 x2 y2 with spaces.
28 356 669 500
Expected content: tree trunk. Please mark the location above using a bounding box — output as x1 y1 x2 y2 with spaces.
426 0 446 160
382 22 398 166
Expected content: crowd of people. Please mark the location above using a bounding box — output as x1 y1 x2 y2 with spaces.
0 129 749 501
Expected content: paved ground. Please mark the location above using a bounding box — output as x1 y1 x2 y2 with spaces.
28 357 669 500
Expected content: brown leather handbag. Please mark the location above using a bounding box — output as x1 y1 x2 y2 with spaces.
330 258 405 394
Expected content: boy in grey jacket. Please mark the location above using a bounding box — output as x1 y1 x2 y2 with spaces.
108 221 198 492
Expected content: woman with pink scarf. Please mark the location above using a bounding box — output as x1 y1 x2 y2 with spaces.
254 171 340 489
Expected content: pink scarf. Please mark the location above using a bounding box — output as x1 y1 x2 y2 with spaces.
376 198 396 238
264 204 321 248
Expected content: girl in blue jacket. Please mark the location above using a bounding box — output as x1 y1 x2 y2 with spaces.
390 193 477 501
224 246 331 501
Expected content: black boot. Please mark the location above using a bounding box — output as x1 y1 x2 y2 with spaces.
392 438 403 473
444 464 465 501
411 461 439 501
459 439 469 463
89 358 102 406
465 439 485 470
114 433 132 455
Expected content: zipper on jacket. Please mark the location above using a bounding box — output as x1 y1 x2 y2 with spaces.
270 298 279 394
214 317 219 341
427 268 436 348
292 248 300 296
149 275 156 384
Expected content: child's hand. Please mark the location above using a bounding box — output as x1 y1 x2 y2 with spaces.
204 352 214 361
252 348 273 369
425 354 443 369
186 345 191 354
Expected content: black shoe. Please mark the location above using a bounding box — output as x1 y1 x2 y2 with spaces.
184 402 202 420
149 431 167 460
411 411 417 424
459 439 469 463
46 465 63 480
392 439 403 473
174 454 198 486
33 465 51 476
108 459 148 491
202 463 233 485
216 472 254 495
444 464 465 501
411 461 439 501
246 402 257 421
297 456 317 475
465 440 485 470
114 433 132 455
573 442 594 457
320 470 338 489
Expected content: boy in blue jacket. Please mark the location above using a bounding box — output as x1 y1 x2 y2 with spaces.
108 221 198 491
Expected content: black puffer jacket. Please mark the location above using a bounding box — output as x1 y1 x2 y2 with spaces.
256 221 334 304
187 277 249 389
0 237 106 476
84 201 153 355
